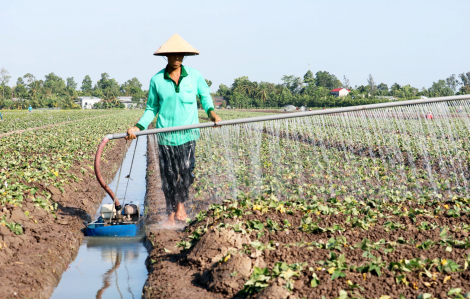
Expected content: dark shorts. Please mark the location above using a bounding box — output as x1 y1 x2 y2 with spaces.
158 141 196 215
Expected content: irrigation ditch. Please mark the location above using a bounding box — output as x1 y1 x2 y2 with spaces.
0 138 130 299
51 136 149 298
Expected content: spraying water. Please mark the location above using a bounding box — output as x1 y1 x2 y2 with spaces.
142 99 470 218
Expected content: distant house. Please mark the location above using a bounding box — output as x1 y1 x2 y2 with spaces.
213 96 225 108
118 96 144 109
330 88 350 97
118 96 135 109
79 97 102 109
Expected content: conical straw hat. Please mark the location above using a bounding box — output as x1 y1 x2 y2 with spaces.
154 34 200 56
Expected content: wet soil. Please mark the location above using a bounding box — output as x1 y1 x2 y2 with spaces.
143 194 470 299
141 115 470 298
145 133 167 225
0 138 128 299
143 133 222 299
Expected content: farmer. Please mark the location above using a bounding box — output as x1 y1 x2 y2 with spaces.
28 105 32 113
426 111 433 119
126 34 221 226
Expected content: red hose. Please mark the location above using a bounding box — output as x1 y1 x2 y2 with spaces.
94 137 121 208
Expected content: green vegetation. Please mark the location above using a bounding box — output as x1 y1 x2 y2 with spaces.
212 71 470 109
0 109 113 133
192 108 470 206
1 215 23 235
165 108 470 297
1 67 469 110
0 110 142 208
179 194 470 298
0 69 146 109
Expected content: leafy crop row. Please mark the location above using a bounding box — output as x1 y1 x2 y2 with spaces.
170 107 470 298
0 109 118 133
0 110 142 208
178 191 470 298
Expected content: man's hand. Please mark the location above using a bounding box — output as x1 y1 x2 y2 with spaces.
126 126 140 140
210 111 222 125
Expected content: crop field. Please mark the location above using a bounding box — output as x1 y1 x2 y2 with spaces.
0 109 117 133
0 109 142 207
0 109 148 298
146 101 470 298
3 105 470 298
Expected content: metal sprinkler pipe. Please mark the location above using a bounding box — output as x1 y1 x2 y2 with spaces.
94 94 469 205
105 94 470 140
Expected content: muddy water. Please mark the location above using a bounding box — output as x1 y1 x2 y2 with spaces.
51 137 149 299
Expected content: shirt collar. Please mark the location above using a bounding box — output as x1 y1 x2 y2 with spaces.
164 65 188 80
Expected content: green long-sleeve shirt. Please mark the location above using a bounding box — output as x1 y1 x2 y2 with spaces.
135 65 214 146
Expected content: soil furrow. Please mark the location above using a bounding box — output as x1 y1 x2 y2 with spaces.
0 138 128 299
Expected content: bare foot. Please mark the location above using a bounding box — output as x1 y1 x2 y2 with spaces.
161 213 176 226
175 203 188 221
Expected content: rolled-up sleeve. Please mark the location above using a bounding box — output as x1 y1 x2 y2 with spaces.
136 78 159 130
197 73 214 117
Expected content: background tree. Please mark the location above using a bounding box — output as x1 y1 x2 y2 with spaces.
356 85 370 95
216 84 230 98
0 68 11 98
303 70 314 84
314 71 341 90
81 75 93 95
445 74 459 94
121 77 143 97
43 72 66 101
3 68 465 110
23 73 36 84
342 76 350 89
458 72 470 94
205 79 212 88
96 72 120 100
66 77 77 91
426 80 454 97
390 83 401 97
377 83 388 95
14 77 27 100
23 73 36 98
281 75 302 94
367 74 377 95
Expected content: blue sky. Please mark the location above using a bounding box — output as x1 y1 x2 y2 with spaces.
1 0 469 92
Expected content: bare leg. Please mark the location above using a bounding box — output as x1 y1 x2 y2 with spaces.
175 203 187 221
162 212 176 226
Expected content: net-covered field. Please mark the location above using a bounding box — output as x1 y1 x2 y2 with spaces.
146 103 470 298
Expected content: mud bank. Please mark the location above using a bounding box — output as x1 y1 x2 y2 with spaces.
144 134 166 226
142 134 220 299
0 139 128 299
141 197 470 299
